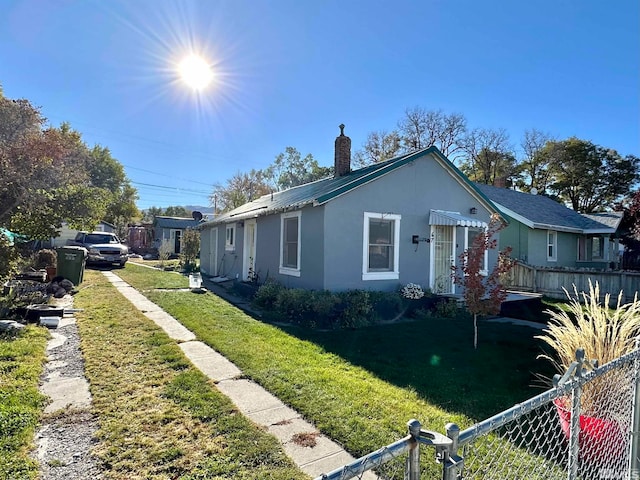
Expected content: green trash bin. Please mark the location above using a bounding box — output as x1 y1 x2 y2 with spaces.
56 246 88 285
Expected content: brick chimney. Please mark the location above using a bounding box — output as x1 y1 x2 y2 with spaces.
493 176 507 188
334 124 351 177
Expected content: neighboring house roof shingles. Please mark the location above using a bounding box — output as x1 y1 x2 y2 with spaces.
204 147 501 227
154 216 200 229
582 212 623 231
474 183 618 233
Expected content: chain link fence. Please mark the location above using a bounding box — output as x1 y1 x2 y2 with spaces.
315 347 640 480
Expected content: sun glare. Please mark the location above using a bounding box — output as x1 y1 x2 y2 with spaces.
178 54 214 90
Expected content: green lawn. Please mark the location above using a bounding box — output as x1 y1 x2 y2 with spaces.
0 326 48 480
116 264 556 462
74 270 304 479
106 261 189 290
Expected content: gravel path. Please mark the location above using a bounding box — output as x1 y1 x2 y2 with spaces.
32 306 103 480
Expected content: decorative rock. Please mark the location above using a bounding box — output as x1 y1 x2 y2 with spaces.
0 320 26 331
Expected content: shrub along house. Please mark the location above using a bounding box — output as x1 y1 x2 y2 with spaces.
475 183 623 270
199 126 505 294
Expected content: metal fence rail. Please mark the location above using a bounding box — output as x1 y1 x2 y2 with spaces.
315 347 640 480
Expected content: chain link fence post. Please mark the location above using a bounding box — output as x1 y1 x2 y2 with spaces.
630 342 640 477
443 423 462 480
566 349 594 480
407 419 421 480
568 376 581 480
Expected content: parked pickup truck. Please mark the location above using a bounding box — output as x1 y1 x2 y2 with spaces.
68 231 129 267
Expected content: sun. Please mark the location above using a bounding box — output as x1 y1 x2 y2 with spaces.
178 54 214 91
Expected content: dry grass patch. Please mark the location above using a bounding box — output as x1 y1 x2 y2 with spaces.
291 433 319 448
74 270 304 479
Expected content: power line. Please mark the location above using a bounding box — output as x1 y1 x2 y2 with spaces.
131 181 212 195
45 114 241 165
124 164 215 187
134 189 210 199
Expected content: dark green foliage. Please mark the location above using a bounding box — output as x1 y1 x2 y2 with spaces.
413 298 464 320
335 290 373 328
0 236 20 283
0 92 138 240
254 284 449 329
255 283 376 329
179 228 200 270
252 280 285 310
369 291 404 320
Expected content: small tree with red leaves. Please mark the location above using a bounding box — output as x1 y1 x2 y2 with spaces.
452 214 515 349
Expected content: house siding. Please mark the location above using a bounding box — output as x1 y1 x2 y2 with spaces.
218 224 241 279
323 155 494 291
240 207 325 289
526 229 578 268
498 219 529 263
200 152 502 292
200 227 215 276
202 206 326 288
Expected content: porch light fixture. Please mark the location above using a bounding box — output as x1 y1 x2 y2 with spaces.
469 207 477 215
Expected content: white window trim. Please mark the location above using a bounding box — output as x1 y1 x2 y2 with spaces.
464 226 488 276
279 211 301 277
362 212 401 281
547 230 557 262
225 224 236 251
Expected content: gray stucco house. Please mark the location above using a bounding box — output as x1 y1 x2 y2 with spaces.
199 128 504 293
153 216 201 255
475 183 623 270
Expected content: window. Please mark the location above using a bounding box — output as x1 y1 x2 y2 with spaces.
225 224 236 251
592 237 604 260
362 212 401 280
466 227 488 275
577 237 587 261
279 212 301 276
547 230 557 261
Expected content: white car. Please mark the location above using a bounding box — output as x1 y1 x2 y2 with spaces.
70 231 129 268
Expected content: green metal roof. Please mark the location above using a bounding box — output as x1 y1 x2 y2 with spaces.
202 146 502 227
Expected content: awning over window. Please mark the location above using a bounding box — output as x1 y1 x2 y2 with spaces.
429 209 487 228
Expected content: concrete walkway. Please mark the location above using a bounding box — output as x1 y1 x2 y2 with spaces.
102 271 368 479
485 316 547 330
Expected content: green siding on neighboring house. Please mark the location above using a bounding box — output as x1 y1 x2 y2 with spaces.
499 219 529 263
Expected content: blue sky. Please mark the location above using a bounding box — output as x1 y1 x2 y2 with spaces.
1 0 638 211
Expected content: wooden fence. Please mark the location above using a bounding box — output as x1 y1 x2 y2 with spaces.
506 263 640 303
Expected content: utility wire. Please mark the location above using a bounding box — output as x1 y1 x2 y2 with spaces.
45 114 240 164
124 164 216 187
130 181 211 195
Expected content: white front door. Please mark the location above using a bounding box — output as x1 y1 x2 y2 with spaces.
430 225 455 294
242 220 257 281
209 228 218 276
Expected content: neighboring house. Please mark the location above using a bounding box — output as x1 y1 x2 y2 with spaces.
46 221 116 248
127 223 154 254
475 183 623 270
153 216 201 255
199 127 504 293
